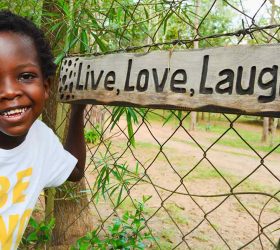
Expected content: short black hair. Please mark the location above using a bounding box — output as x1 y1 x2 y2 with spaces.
0 10 56 78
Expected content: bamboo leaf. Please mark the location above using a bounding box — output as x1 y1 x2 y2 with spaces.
84 9 101 29
116 186 124 206
80 30 89 53
92 32 109 52
126 110 135 147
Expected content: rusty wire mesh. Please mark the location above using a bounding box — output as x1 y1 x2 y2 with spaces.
4 0 280 249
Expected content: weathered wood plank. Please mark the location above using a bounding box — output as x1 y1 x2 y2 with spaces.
58 44 280 117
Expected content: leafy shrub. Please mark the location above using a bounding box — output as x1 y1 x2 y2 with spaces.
92 147 141 206
84 125 101 144
20 217 55 249
71 196 155 250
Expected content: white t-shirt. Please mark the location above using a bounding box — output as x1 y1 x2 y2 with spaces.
0 120 77 250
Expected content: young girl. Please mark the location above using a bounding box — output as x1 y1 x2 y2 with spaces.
0 11 86 249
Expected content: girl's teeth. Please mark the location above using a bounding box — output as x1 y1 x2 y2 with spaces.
2 108 27 116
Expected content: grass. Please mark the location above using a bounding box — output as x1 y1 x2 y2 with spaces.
270 205 280 213
233 177 278 194
151 239 173 250
182 166 233 181
159 228 176 244
108 140 277 193
145 109 280 154
213 246 226 250
165 203 189 225
135 141 159 150
193 234 210 242
197 122 280 154
211 223 220 230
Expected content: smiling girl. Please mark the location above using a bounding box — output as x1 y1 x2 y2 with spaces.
0 11 86 250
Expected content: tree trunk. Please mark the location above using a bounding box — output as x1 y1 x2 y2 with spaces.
189 0 200 131
201 112 205 121
52 105 94 246
262 117 269 143
41 0 94 247
190 112 197 131
262 0 276 144
52 181 93 245
41 1 60 244
268 0 278 146
269 117 278 147
206 112 211 131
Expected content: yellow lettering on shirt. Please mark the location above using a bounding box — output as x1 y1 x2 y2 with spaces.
13 168 32 204
0 177 10 208
0 168 34 249
16 209 32 247
0 214 19 250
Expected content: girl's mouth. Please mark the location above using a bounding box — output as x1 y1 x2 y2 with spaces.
0 107 29 118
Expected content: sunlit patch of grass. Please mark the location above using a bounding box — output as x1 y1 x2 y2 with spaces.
213 246 226 250
233 202 245 213
184 167 234 180
214 148 259 158
211 223 220 230
198 123 280 154
234 179 278 194
151 240 173 250
270 205 280 213
136 141 159 150
193 234 209 242
147 110 280 154
159 228 176 244
165 203 189 225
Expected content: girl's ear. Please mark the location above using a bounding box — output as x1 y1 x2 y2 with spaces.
43 78 50 100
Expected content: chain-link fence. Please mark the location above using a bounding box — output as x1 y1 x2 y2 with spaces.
81 106 280 250
3 0 280 249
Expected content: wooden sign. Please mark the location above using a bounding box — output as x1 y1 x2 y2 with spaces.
58 44 280 117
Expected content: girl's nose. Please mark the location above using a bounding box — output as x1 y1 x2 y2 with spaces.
0 79 22 100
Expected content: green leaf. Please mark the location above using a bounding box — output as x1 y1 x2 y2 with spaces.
91 33 109 52
26 232 38 241
28 217 38 228
126 110 135 147
80 30 89 53
54 52 66 65
84 9 101 29
144 7 149 19
127 107 138 124
116 186 124 206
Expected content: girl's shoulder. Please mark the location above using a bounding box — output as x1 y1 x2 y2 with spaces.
28 120 56 143
31 120 52 133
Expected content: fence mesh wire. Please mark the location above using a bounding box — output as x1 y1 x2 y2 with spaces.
3 0 280 249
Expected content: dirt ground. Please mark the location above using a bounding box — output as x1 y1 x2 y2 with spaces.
85 117 280 250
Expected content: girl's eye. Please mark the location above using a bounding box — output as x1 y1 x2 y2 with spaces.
19 73 36 82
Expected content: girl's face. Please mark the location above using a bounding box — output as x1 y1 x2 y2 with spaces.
0 32 49 148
